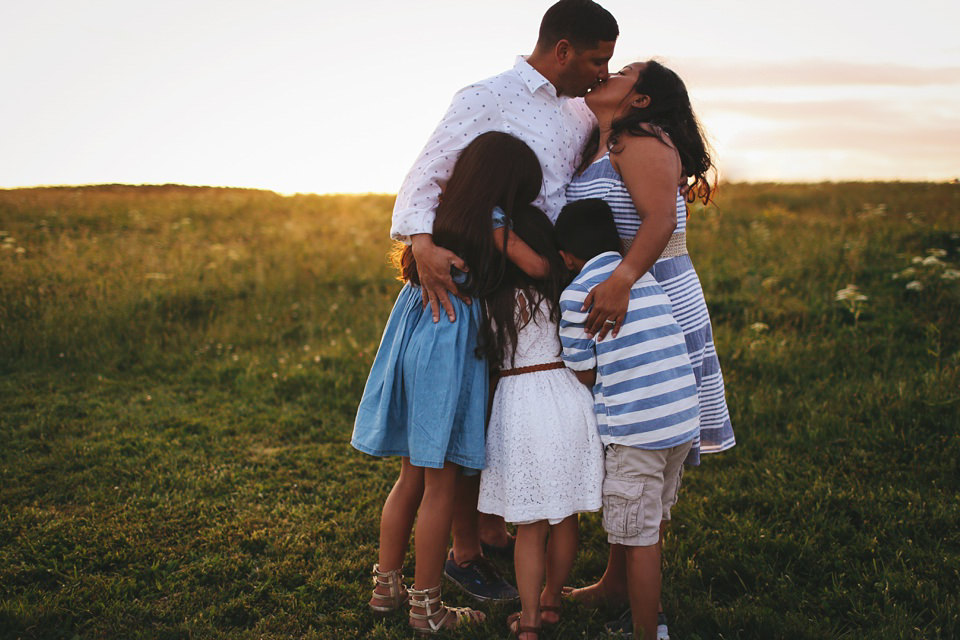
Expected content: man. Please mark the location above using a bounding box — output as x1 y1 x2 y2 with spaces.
390 0 619 604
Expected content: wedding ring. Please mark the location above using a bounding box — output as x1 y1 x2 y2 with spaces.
604 319 616 325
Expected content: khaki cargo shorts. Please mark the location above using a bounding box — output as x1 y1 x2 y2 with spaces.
601 441 693 547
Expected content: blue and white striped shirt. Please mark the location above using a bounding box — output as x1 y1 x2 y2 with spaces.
559 252 700 449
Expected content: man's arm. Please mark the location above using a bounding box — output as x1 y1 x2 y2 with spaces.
391 85 503 322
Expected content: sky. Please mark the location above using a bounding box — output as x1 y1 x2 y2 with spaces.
1 0 958 194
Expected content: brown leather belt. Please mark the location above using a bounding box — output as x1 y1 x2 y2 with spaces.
496 361 566 378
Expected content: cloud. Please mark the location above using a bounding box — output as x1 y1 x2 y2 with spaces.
702 97 958 126
669 59 960 87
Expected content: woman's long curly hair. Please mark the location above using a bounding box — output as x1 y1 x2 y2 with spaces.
395 131 544 298
481 205 567 368
580 60 716 204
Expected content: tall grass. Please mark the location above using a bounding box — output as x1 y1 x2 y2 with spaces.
1 182 958 639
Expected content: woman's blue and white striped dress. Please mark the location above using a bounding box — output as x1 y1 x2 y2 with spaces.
566 153 735 463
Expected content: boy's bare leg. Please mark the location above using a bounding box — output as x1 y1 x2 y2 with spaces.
565 543 629 606
568 519 670 614
625 543 660 640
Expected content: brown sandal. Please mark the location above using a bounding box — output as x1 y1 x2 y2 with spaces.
408 584 485 635
507 611 541 639
540 604 561 626
368 563 408 616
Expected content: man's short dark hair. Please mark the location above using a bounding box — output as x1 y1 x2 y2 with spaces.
555 198 622 262
538 0 619 51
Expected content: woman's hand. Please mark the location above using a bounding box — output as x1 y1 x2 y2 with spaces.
583 269 634 340
411 234 470 322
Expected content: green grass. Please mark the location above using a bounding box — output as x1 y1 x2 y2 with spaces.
1 182 958 639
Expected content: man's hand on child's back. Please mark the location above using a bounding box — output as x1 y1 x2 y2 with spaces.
411 234 470 323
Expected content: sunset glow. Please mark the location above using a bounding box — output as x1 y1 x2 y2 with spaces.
2 0 957 194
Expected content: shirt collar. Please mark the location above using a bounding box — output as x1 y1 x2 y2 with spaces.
581 251 622 275
514 55 558 97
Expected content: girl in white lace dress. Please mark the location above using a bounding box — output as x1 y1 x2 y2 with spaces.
477 206 604 637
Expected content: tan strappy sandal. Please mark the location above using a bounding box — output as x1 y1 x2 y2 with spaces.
368 563 408 616
408 584 485 635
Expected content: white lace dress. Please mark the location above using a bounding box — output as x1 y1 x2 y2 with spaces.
478 296 604 525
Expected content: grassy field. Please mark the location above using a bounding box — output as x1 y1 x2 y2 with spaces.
1 182 958 639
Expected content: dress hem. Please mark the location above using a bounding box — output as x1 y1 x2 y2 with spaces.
477 504 602 525
351 440 484 470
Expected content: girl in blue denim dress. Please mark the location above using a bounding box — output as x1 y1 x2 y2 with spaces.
351 131 553 635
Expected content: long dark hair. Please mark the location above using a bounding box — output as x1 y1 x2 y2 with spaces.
481 205 567 367
580 60 715 203
396 132 544 296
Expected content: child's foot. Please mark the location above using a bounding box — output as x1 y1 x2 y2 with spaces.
561 580 628 608
538 590 562 625
602 609 670 639
408 585 485 634
443 550 518 602
507 611 541 639
368 564 408 615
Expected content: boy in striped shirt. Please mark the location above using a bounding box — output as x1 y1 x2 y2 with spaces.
555 198 700 639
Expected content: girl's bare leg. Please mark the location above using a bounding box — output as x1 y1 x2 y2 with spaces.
378 458 425 570
413 463 460 589
514 520 549 637
371 458 424 606
541 515 578 623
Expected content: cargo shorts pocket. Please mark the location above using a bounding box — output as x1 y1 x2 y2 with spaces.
601 475 644 538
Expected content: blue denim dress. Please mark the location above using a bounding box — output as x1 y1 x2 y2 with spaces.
351 283 488 471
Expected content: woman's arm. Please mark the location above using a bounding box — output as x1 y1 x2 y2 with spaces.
492 227 550 278
582 135 682 339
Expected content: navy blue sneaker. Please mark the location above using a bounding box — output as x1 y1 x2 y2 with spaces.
443 550 519 602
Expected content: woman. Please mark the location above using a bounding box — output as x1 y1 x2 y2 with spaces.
564 60 736 635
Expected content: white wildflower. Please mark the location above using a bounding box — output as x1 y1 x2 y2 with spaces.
835 285 868 302
893 267 918 280
905 280 924 291
941 269 960 281
750 322 770 333
921 255 944 267
911 256 924 264
926 248 947 258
